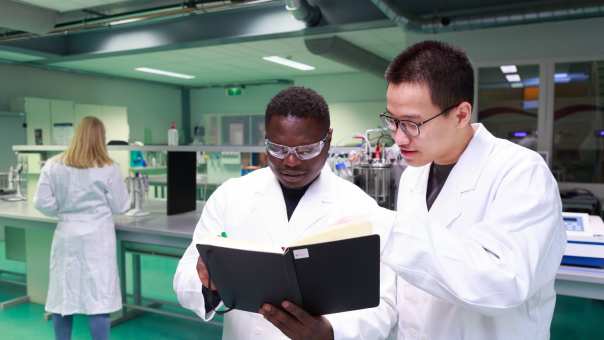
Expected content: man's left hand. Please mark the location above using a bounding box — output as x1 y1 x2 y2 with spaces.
259 301 334 340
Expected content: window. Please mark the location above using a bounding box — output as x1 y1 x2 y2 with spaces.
552 61 604 183
477 65 540 150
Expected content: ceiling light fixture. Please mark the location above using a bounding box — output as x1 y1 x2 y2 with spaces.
505 74 521 82
500 65 518 74
135 67 195 79
110 18 143 26
262 56 315 71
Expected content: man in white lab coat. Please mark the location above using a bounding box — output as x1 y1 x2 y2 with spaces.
174 86 397 340
379 40 567 340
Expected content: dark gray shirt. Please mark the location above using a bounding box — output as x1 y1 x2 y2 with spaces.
280 181 312 221
426 163 456 211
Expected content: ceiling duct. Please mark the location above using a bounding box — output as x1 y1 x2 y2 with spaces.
369 0 604 33
285 0 322 26
0 0 58 34
304 36 390 78
0 0 274 42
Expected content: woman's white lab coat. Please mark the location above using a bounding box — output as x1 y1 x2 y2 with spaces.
383 124 566 340
173 167 397 340
34 159 130 315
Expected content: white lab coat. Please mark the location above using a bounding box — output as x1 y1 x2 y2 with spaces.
383 124 566 340
173 167 397 340
34 158 130 315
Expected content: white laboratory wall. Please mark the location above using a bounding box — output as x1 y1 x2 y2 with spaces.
0 64 182 145
191 84 287 144
190 73 387 144
294 73 387 144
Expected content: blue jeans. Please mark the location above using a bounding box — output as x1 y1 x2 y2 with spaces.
52 313 111 340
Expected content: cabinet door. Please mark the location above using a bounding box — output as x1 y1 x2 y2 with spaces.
50 100 75 124
50 100 75 145
101 106 129 141
74 104 102 125
101 106 130 177
24 98 51 145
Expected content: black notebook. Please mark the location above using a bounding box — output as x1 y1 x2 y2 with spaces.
196 222 380 315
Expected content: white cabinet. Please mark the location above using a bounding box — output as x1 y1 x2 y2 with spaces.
12 97 51 145
74 104 101 124
12 98 76 145
13 97 131 175
74 104 129 141
50 100 75 145
101 106 129 142
50 100 75 125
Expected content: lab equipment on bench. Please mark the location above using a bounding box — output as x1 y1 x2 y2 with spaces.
562 211 604 268
329 128 405 210
560 188 601 216
3 165 26 202
126 173 150 217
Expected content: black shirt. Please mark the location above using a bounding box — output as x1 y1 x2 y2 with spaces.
426 162 456 211
279 180 313 221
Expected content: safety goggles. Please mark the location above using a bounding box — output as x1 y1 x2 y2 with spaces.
265 134 329 160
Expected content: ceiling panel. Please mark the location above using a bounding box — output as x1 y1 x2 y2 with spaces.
17 0 129 12
339 27 407 60
52 35 359 86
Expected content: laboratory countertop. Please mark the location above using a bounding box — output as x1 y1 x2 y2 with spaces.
0 199 202 239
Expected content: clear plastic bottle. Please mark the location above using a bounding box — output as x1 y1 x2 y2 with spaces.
168 122 179 146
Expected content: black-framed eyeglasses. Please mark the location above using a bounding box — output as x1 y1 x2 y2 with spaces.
265 133 329 160
379 103 460 137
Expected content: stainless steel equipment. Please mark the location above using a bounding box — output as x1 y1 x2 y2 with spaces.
126 173 150 217
2 165 26 201
353 162 395 209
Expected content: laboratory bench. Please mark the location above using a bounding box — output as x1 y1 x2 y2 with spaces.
0 199 213 325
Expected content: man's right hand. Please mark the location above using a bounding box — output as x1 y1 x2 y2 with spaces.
196 256 217 291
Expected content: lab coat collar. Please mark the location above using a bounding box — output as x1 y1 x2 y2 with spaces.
454 123 496 193
249 166 336 243
408 123 496 228
409 123 495 194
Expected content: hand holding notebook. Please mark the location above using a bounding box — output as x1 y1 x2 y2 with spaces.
196 220 380 315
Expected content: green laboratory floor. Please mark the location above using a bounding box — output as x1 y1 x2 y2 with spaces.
2 240 604 339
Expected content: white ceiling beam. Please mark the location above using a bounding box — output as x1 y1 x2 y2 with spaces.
0 0 58 34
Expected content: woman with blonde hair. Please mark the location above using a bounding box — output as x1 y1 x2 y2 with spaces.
34 116 130 340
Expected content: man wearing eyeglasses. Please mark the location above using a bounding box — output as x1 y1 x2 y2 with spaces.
174 86 397 340
379 41 566 340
